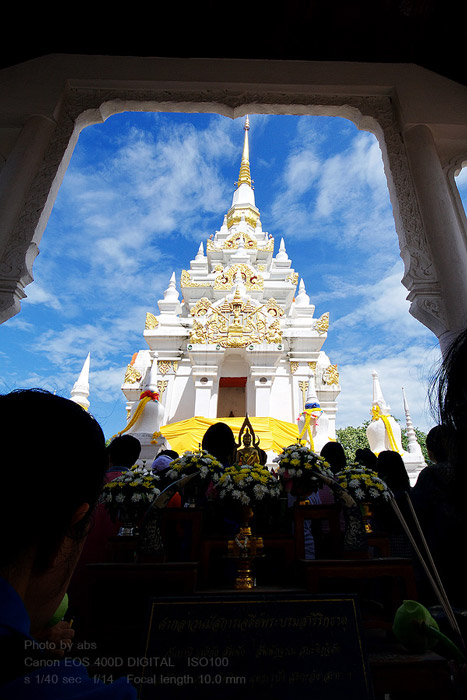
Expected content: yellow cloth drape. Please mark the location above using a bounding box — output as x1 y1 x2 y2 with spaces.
159 416 300 455
371 405 401 454
297 408 323 451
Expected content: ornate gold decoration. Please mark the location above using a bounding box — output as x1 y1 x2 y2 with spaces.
173 361 179 374
158 360 172 375
266 319 282 343
286 272 299 286
181 270 212 288
266 297 284 317
308 361 317 373
315 312 330 335
298 380 309 410
223 230 258 249
145 312 158 330
123 365 142 384
190 297 212 317
213 263 224 272
213 263 263 291
226 210 259 230
257 264 266 272
264 238 274 251
206 239 216 252
323 364 339 385
188 289 283 348
157 380 168 398
290 361 299 374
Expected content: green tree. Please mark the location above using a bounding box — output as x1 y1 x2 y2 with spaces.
335 421 370 463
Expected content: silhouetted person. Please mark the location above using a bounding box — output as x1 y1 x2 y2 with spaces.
355 447 378 471
106 434 141 475
0 389 136 698
320 441 347 475
412 329 467 608
201 422 237 467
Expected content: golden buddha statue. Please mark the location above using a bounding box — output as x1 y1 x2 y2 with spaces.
237 429 261 466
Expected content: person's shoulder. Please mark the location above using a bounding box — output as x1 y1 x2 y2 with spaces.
414 464 439 486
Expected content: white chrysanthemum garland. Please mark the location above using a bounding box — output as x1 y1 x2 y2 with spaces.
166 450 224 483
217 464 282 506
335 464 392 503
273 443 335 494
100 464 161 521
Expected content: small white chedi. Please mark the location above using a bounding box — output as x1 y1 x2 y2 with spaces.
366 370 425 484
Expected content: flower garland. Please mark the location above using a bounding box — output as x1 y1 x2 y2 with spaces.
166 450 224 484
273 443 334 494
100 464 161 521
217 464 282 506
335 464 392 503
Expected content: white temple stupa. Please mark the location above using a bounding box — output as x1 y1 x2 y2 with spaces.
366 370 425 484
118 117 341 463
70 352 90 411
67 121 427 475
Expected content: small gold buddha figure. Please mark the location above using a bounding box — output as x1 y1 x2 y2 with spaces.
237 429 261 466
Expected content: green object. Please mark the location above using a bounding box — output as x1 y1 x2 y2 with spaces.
393 600 465 663
47 593 69 627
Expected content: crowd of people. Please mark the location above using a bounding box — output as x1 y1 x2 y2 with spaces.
2 326 467 696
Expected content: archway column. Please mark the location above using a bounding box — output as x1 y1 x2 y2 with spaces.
0 115 56 321
403 124 467 352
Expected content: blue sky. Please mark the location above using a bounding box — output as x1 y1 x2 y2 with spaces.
1 112 466 439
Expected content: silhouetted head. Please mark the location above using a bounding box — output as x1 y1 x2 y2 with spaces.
0 389 107 574
430 327 467 472
425 425 449 463
320 441 347 474
107 434 141 468
355 447 377 470
202 422 236 466
377 450 410 492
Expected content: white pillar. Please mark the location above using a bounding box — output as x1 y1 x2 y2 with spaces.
253 376 272 416
403 124 467 341
0 116 57 322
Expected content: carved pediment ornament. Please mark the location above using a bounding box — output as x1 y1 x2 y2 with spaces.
188 290 283 347
323 364 339 385
286 272 299 286
124 365 142 384
266 297 284 317
223 231 257 249
145 312 159 330
315 312 329 335
213 263 263 290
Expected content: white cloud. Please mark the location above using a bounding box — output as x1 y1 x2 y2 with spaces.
22 281 62 310
332 261 431 339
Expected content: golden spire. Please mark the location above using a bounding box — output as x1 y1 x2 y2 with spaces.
236 115 252 188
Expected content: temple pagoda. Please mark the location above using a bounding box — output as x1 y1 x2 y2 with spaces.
120 117 341 462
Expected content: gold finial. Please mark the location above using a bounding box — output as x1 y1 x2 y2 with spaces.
236 116 252 188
